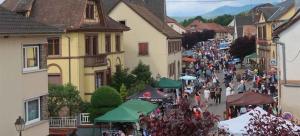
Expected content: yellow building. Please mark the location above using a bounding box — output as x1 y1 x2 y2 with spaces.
0 6 62 136
3 0 129 101
105 0 183 79
256 0 296 71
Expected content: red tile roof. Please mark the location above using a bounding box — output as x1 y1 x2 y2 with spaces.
186 20 228 33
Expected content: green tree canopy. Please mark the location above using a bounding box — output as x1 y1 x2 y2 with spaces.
230 36 256 61
111 68 136 92
48 83 82 116
89 86 122 120
119 83 128 101
181 14 234 27
131 61 153 84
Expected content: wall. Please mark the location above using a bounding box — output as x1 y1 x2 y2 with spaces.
278 18 300 121
109 2 169 78
0 36 49 136
167 39 182 80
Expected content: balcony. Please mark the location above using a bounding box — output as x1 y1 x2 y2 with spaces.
84 54 107 67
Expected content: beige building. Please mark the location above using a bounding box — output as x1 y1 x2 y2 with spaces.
274 9 300 124
166 16 186 34
256 0 296 71
105 0 183 79
2 0 129 101
0 6 61 136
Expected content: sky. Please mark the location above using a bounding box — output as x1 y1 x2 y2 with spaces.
166 0 281 17
0 0 282 17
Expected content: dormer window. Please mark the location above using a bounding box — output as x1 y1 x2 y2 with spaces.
86 0 95 19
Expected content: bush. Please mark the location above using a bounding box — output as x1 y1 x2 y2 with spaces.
89 86 123 120
119 84 128 101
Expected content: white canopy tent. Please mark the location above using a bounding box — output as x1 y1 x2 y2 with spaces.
218 107 300 135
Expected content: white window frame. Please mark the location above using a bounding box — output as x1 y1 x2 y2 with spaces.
25 97 41 125
22 45 40 72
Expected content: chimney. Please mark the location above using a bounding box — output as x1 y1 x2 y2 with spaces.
143 0 166 22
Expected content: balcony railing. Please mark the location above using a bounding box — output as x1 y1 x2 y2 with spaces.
49 113 93 128
49 117 77 128
84 54 107 67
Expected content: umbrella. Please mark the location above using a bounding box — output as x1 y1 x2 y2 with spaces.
180 75 197 80
128 86 168 102
121 99 157 115
95 106 140 123
157 77 182 89
182 57 197 62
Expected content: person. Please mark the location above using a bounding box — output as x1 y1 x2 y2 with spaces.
194 91 201 106
237 80 246 93
226 84 232 97
215 86 222 104
204 87 210 103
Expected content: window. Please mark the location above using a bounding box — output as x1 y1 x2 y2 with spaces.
48 38 60 56
25 98 40 124
258 27 262 40
86 0 95 19
115 35 121 52
263 26 267 40
105 34 111 53
95 71 104 89
119 21 126 25
23 45 40 71
138 43 149 56
85 35 98 55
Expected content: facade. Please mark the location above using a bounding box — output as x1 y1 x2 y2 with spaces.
273 10 300 123
256 0 296 71
185 20 230 40
166 16 186 34
0 6 61 136
3 0 129 101
106 0 182 79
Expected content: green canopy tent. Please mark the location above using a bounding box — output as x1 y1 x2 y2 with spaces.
245 53 257 62
157 77 182 89
121 99 158 115
94 106 139 123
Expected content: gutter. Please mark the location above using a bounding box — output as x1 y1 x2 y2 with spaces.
65 35 72 84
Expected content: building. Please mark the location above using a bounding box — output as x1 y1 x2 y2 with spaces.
166 16 186 34
105 0 183 79
256 0 296 71
185 20 230 40
232 15 256 40
273 9 300 124
0 6 62 136
2 0 129 101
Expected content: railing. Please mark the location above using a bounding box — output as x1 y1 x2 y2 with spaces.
84 54 107 67
79 113 92 125
49 117 77 128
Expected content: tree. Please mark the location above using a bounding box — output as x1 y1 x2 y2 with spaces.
182 30 216 49
131 61 153 84
111 68 136 92
140 100 223 136
48 83 82 116
245 111 300 135
119 83 128 101
88 86 122 120
229 36 256 61
211 14 234 26
128 81 146 96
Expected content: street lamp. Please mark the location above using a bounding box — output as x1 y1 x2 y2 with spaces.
156 73 161 81
15 116 25 136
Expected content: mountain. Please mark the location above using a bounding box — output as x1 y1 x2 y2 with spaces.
202 4 259 18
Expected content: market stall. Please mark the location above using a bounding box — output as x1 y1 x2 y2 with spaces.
156 77 182 104
218 107 300 135
226 91 275 107
128 86 169 102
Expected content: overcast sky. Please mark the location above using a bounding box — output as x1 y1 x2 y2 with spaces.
0 0 281 17
166 0 281 17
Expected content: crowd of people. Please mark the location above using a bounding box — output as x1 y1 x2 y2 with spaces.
181 40 279 120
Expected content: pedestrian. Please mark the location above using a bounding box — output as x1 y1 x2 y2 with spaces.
215 86 222 104
210 87 216 102
237 80 246 93
226 84 232 97
204 87 210 103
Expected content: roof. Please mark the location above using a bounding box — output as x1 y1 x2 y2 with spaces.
102 0 120 14
235 15 255 37
268 0 295 21
186 20 228 33
259 7 280 20
166 16 177 23
274 9 300 36
114 1 181 38
2 0 129 32
0 6 62 35
226 91 274 107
